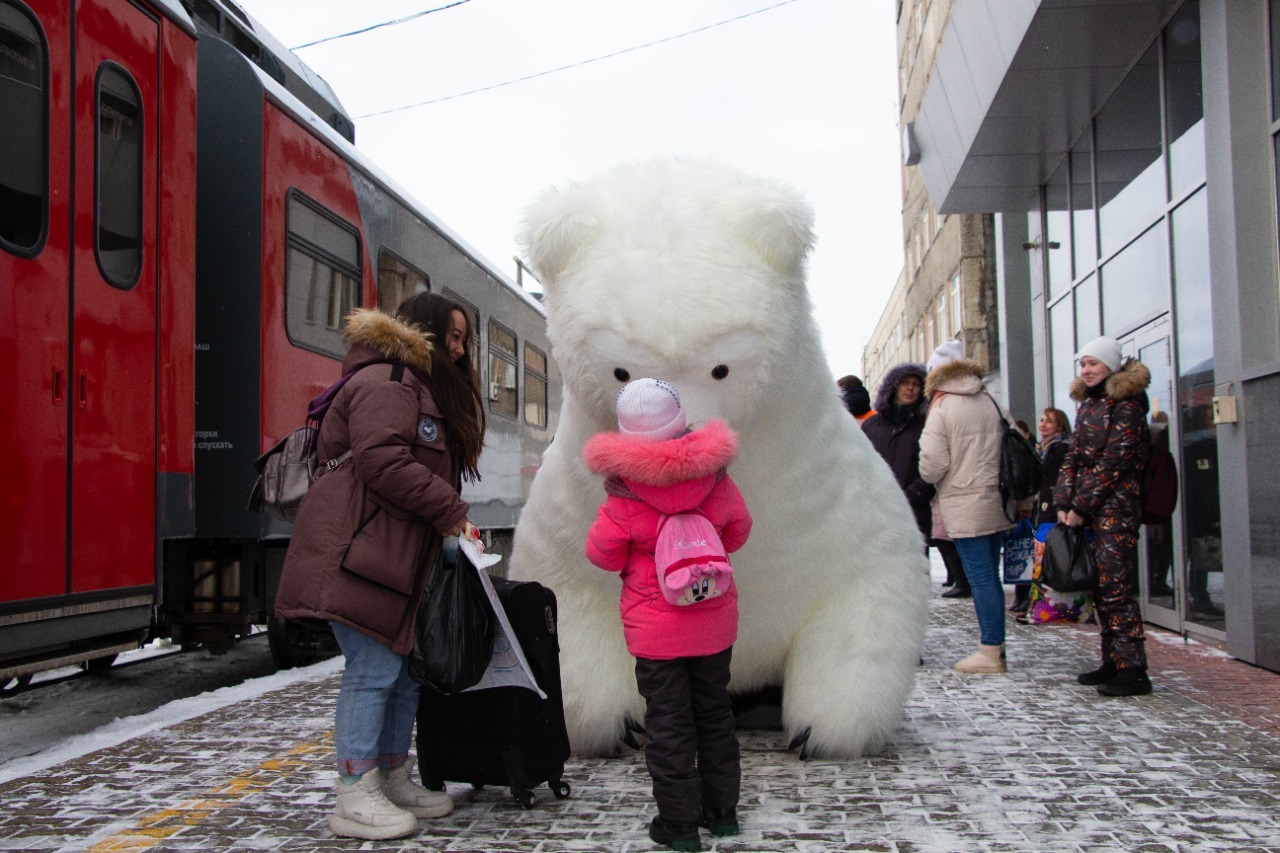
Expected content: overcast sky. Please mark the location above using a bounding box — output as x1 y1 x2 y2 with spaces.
240 0 905 378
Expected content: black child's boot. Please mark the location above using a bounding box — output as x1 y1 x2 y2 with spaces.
699 806 740 837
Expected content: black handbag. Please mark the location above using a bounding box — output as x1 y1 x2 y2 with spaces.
1039 523 1097 593
409 547 496 694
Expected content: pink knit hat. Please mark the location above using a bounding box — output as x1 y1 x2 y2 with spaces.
616 378 687 442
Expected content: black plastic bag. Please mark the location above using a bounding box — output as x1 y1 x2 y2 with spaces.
1039 523 1097 593
409 549 495 694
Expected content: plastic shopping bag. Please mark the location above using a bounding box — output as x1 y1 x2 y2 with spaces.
1039 523 1097 593
409 536 499 694
1001 519 1036 584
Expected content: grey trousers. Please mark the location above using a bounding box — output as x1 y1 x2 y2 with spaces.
634 647 740 824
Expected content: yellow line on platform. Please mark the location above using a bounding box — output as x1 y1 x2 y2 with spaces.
85 732 334 852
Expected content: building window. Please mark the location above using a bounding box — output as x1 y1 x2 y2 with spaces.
523 343 548 429
96 63 143 288
377 250 429 313
1165 1 1204 196
487 319 518 419
950 274 961 336
285 192 361 358
1096 43 1163 258
0 1 46 255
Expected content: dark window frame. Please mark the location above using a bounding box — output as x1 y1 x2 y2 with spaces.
284 188 362 359
94 60 144 290
523 341 548 429
377 247 430 313
0 0 49 258
486 317 518 420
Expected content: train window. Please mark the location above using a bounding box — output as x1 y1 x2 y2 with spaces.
378 250 430 313
227 23 260 64
193 0 221 31
0 1 47 256
524 343 548 429
487 319 518 419
285 191 361 358
96 64 143 289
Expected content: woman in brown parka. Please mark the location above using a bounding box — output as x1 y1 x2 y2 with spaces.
275 293 485 841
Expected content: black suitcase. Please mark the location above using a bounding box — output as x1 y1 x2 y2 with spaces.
416 577 572 808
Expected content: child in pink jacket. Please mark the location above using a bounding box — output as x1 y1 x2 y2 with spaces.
584 378 752 852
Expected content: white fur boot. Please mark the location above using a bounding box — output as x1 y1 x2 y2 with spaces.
954 644 1006 674
382 757 453 818
329 769 418 840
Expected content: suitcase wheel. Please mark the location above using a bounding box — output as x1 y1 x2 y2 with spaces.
551 779 571 800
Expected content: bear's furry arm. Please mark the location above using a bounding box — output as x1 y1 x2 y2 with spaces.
706 474 752 554
585 499 632 573
917 402 952 487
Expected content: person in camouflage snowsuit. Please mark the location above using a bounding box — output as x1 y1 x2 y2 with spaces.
1053 336 1152 697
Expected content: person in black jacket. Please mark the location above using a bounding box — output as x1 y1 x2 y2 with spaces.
862 362 934 547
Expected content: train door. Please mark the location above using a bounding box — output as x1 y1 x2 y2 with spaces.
69 0 160 594
0 0 70 603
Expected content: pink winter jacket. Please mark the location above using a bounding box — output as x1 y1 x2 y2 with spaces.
583 420 752 660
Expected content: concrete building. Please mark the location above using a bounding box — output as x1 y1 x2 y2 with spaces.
881 0 1280 665
865 0 1011 416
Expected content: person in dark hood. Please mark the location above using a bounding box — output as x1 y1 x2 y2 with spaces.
837 375 875 424
861 362 933 544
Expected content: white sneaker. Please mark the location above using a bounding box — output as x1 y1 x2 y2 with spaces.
329 769 418 840
383 756 454 818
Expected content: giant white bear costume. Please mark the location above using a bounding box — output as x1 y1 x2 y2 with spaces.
508 159 930 759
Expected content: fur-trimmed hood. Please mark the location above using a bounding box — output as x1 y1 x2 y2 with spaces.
1069 359 1151 403
342 308 433 373
924 358 985 398
583 419 738 486
874 362 927 412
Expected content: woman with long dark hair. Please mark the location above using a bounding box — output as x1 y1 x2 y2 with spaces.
276 292 486 840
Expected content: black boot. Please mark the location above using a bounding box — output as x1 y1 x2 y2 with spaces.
1076 662 1117 685
1097 668 1152 697
699 806 740 837
941 585 971 599
649 816 701 852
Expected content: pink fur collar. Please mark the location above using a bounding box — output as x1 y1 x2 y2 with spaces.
583 419 738 486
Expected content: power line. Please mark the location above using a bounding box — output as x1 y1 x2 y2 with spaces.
356 0 801 119
292 0 471 51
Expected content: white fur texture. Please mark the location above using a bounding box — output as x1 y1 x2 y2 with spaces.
510 159 930 759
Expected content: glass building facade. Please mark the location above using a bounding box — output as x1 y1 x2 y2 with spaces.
908 0 1280 667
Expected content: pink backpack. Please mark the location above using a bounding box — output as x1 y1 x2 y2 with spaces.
654 511 733 606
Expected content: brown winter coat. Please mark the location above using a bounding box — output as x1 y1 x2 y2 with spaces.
918 359 1011 539
275 309 470 655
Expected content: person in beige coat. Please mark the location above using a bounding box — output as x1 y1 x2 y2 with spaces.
918 341 1013 674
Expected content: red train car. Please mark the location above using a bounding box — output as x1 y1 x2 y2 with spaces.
1 0 558 688
1 0 198 682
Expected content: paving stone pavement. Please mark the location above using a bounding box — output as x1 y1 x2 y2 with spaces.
3 583 1280 853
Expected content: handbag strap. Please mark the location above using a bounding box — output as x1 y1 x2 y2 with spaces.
984 391 1011 430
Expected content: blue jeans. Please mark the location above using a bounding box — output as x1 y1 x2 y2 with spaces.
331 622 419 777
953 532 1007 646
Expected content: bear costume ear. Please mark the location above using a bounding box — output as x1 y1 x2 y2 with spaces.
518 184 601 289
717 182 816 276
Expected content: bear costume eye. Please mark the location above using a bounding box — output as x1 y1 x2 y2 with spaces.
711 365 729 380
613 368 630 382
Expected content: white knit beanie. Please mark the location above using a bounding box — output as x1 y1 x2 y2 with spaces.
1076 336 1123 372
616 378 687 442
927 338 964 372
